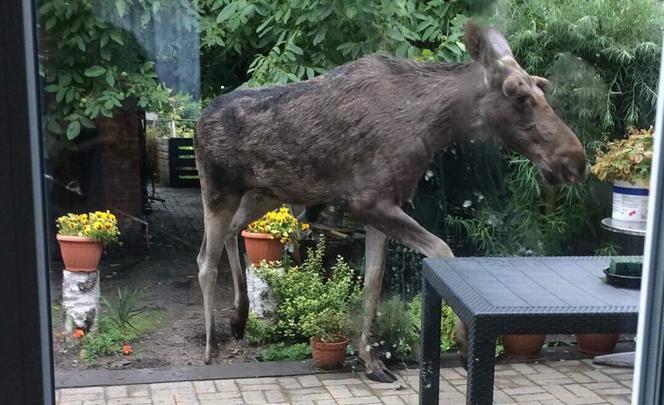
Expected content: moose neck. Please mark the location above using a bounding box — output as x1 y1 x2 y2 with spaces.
406 62 487 154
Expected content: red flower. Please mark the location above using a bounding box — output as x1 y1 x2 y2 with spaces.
122 344 134 355
72 329 85 339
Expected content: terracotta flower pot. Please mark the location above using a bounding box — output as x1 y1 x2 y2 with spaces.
502 334 546 359
310 336 349 370
575 333 620 355
56 234 103 272
241 230 284 266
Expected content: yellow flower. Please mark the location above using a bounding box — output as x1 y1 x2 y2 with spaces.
93 222 103 231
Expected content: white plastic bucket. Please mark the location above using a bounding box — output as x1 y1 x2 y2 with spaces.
612 180 649 222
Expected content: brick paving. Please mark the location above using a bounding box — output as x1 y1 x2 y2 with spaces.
56 359 633 404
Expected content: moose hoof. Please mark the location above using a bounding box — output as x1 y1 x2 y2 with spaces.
230 316 247 340
366 367 398 383
365 359 398 383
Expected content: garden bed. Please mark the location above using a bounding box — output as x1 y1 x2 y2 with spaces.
51 254 263 371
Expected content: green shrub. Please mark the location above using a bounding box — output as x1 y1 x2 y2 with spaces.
372 297 419 359
408 295 457 352
262 343 311 362
245 312 277 346
257 237 362 342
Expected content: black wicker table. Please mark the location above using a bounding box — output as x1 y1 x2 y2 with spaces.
419 257 640 405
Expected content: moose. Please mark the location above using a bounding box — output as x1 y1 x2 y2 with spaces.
193 20 586 382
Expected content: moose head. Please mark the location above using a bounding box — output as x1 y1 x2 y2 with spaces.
465 20 587 185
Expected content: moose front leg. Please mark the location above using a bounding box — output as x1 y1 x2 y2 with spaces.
352 200 470 372
359 226 398 383
354 200 454 259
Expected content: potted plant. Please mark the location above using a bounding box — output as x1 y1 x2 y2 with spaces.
575 333 620 355
242 206 309 266
501 334 546 359
303 308 351 370
56 211 120 271
592 127 653 223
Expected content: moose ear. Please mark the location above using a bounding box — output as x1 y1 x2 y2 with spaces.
532 76 553 94
464 19 514 69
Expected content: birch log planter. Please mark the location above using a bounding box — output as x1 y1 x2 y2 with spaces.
612 180 649 222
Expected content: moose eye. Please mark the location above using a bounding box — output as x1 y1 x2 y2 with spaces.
516 94 530 105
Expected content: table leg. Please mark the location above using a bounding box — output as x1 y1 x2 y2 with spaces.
420 278 442 405
466 323 497 405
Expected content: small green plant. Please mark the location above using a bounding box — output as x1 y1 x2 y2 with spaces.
82 316 136 361
372 297 419 360
102 288 145 331
407 295 457 352
594 242 622 257
245 312 277 345
257 237 362 342
81 310 165 363
262 342 312 361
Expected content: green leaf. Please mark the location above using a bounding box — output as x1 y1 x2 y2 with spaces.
80 116 95 128
313 29 326 46
84 66 106 77
395 42 409 57
44 84 59 93
47 120 62 134
216 3 236 23
106 70 116 87
59 73 72 86
115 0 126 17
387 27 404 41
109 31 124 45
66 121 81 140
45 17 57 31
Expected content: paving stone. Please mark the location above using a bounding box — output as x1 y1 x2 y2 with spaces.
242 390 267 404
560 396 607 404
192 380 216 394
298 375 323 387
336 396 382 404
127 384 151 398
564 384 598 397
325 385 354 399
237 377 277 385
265 389 287 402
58 394 104 402
214 379 239 392
287 387 333 402
277 376 302 389
105 398 152 405
543 384 576 399
504 386 547 396
322 378 366 386
197 391 242 400
511 392 556 402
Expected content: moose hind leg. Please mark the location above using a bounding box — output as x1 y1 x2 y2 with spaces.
198 199 239 364
359 226 398 383
225 192 280 340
